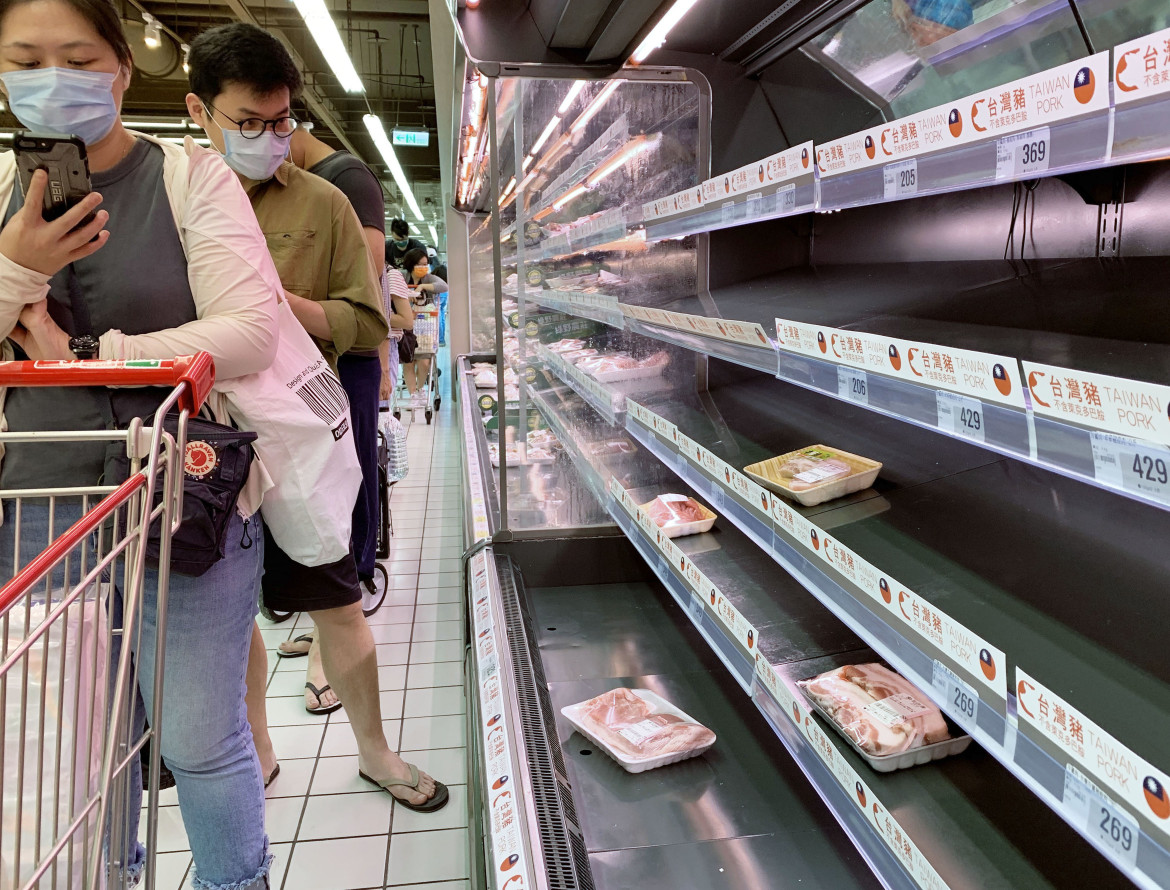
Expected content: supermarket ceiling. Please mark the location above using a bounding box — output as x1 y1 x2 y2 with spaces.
455 0 865 70
64 0 442 216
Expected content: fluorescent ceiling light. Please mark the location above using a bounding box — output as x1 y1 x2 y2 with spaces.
292 0 365 92
428 225 439 244
571 79 621 134
552 183 588 212
585 135 658 188
631 0 701 63
557 81 587 115
529 116 560 156
364 114 424 221
123 120 190 129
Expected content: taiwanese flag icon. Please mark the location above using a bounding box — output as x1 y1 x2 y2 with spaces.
801 147 810 168
747 629 754 649
948 108 962 138
492 774 510 790
501 853 521 872
888 344 901 371
479 628 490 639
477 596 487 606
725 469 732 484
710 589 717 606
810 529 820 550
1074 66 1095 104
979 648 997 681
879 577 892 604
792 702 802 724
487 714 502 727
855 781 867 808
864 135 876 160
724 177 731 194
817 332 828 354
1145 776 1170 819
758 165 765 182
993 363 1012 396
761 492 769 511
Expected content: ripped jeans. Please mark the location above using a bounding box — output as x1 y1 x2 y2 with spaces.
1 503 271 890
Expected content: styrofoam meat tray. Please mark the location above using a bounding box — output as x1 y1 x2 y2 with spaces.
744 444 882 507
561 688 716 773
804 695 972 772
639 498 717 538
587 362 669 384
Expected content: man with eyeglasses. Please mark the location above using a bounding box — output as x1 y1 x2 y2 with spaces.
184 24 448 815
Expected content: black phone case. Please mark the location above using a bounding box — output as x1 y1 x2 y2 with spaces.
13 133 93 223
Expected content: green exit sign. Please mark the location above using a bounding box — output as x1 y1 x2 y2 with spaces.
392 129 430 147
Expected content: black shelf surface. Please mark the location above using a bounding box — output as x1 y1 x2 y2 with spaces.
595 488 1130 889
528 580 885 890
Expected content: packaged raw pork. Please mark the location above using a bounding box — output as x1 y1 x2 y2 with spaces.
561 687 716 772
641 494 716 537
798 663 971 770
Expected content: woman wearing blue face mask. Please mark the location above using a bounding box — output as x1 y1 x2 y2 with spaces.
0 1 284 888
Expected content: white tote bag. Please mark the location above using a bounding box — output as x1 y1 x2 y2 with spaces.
217 299 362 566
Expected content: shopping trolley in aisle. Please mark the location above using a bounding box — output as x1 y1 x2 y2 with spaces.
0 353 214 890
392 305 441 424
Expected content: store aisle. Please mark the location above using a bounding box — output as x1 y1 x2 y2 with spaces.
147 378 469 890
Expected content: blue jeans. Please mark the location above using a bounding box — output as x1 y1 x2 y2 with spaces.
1 502 271 890
438 290 448 345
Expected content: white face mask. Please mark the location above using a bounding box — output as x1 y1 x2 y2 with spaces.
0 67 120 145
218 127 289 180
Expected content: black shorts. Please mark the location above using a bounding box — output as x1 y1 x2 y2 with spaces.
261 525 362 613
398 331 418 364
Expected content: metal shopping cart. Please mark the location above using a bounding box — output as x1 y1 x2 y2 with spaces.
392 305 441 425
0 353 214 890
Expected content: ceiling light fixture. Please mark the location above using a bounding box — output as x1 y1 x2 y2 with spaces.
630 0 701 63
181 43 190 73
428 224 439 244
292 0 365 92
364 114 424 220
570 79 621 134
552 183 588 212
557 81 587 115
584 134 658 188
529 115 560 156
466 0 481 7
142 13 161 49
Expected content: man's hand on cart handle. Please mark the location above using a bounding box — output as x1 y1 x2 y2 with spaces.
0 170 109 277
9 300 70 361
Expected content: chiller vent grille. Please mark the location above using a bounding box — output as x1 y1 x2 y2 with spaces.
496 555 595 890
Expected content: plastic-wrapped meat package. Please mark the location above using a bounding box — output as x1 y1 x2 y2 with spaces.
777 449 852 490
644 494 714 538
799 664 950 756
547 338 585 353
575 688 716 764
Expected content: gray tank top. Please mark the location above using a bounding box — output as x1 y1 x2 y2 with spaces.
1 140 198 489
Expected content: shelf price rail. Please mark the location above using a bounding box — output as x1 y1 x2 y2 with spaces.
614 394 1170 890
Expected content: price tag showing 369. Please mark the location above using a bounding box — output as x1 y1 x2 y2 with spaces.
997 126 1051 180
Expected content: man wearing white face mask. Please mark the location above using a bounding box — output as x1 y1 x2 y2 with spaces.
186 24 448 817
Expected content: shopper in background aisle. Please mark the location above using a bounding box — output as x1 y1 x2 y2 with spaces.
427 245 449 347
401 246 448 408
286 120 391 643
0 1 284 886
386 216 426 269
187 23 447 814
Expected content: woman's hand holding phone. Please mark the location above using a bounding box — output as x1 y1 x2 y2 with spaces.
0 170 108 277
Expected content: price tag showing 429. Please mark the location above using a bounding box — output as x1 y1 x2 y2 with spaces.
937 391 985 443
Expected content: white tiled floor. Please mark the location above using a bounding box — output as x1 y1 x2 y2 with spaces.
146 379 470 890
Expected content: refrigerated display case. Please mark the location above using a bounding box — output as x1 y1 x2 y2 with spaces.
449 3 1170 889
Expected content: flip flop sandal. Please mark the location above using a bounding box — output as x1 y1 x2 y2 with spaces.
304 682 343 715
276 633 314 659
358 764 450 813
264 764 281 788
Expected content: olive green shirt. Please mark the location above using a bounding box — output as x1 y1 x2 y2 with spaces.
243 160 387 370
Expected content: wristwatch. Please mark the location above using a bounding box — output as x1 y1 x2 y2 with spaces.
68 334 99 360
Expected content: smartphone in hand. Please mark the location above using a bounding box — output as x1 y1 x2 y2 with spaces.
13 132 95 228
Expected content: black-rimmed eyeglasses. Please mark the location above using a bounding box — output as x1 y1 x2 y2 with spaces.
204 101 300 139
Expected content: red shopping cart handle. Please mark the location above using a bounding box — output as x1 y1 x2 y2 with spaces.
0 352 215 414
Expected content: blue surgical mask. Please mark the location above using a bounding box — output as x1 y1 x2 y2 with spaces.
0 67 120 146
219 128 289 181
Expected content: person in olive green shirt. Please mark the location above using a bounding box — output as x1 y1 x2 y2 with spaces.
184 23 448 816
